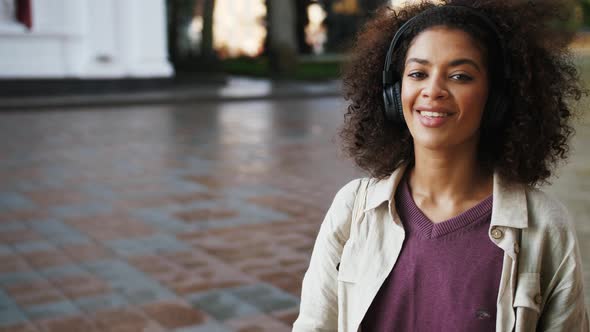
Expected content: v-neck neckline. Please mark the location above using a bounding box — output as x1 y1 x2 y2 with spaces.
396 177 493 239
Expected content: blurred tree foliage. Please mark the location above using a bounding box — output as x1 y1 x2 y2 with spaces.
542 0 583 33
581 0 590 28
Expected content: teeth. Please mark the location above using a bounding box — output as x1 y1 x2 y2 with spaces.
420 111 450 118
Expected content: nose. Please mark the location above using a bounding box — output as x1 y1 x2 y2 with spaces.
421 75 449 100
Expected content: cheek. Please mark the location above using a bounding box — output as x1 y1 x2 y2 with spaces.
401 81 417 112
459 88 489 120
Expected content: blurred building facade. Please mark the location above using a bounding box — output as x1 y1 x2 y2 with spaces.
0 0 437 80
0 0 172 79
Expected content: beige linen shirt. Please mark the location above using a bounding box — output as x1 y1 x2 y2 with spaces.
293 165 589 332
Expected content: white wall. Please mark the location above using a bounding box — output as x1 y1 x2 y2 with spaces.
0 0 173 78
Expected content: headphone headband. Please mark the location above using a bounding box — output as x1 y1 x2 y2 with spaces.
383 5 511 86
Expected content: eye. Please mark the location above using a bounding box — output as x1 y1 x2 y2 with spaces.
450 73 473 82
408 71 427 79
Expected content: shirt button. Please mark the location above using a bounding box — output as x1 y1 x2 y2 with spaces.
535 294 543 304
514 242 520 254
491 227 504 240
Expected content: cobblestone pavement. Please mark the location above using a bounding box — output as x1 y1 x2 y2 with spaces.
0 96 588 332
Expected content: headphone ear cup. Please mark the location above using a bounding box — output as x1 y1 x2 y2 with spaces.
393 82 405 123
383 85 397 122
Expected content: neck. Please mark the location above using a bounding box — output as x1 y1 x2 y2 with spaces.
409 143 492 203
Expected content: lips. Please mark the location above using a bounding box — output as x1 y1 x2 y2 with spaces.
415 107 455 128
418 110 452 118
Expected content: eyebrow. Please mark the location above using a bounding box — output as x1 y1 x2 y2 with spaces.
405 57 482 72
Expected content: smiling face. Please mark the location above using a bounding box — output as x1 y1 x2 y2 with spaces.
401 26 489 153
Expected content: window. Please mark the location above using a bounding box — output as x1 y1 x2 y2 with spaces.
0 0 31 30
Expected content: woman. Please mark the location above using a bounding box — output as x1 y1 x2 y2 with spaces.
293 1 588 331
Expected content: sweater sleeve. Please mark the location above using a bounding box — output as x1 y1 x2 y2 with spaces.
292 179 362 332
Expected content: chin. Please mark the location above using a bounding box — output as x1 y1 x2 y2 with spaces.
414 140 452 151
412 130 480 153
412 133 453 150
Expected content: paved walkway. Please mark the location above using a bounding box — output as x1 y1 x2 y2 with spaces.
0 98 361 331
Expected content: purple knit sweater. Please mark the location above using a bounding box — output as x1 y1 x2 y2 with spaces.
361 178 503 331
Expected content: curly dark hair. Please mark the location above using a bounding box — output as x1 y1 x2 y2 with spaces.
339 0 585 185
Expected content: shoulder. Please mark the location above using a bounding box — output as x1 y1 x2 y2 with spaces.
333 178 364 204
327 177 368 217
524 187 579 249
525 187 573 230
321 177 370 240
331 177 376 207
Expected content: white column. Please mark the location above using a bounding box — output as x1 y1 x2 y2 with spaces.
115 0 173 77
62 0 89 77
84 0 126 77
139 0 173 77
115 0 138 74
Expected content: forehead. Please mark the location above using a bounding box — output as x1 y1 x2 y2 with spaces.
406 27 485 62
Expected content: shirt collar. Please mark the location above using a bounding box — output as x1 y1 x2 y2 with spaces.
490 171 528 229
363 164 529 229
364 164 408 212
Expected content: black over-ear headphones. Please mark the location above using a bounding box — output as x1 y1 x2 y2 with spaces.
382 5 511 128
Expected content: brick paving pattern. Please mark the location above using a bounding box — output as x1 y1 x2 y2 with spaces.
0 96 588 331
0 99 361 331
